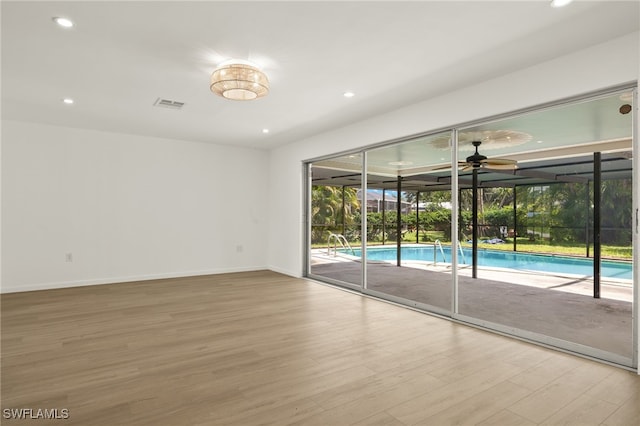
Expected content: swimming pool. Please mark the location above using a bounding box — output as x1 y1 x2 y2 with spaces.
347 245 632 280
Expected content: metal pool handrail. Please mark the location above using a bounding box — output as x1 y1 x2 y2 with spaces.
459 243 467 264
327 233 355 256
434 240 447 265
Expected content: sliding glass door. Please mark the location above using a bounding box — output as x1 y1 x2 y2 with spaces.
305 87 636 368
363 133 453 315
308 154 363 290
455 90 635 365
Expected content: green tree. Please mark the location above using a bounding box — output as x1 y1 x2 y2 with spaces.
546 183 588 243
601 179 632 245
311 185 360 244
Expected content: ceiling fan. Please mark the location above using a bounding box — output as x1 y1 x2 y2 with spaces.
460 141 517 171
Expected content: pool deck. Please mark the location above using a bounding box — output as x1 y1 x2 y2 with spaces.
310 249 634 361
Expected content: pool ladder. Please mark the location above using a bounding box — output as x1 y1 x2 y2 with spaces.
432 240 467 265
433 240 446 265
458 242 467 265
327 233 355 256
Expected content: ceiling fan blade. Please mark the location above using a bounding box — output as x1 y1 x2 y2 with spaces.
483 163 518 170
431 164 454 171
482 158 517 165
432 160 483 171
478 157 517 170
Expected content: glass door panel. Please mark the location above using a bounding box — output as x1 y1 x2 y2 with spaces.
308 154 362 289
455 91 634 366
364 132 453 314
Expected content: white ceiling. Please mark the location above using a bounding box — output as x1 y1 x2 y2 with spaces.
2 1 639 150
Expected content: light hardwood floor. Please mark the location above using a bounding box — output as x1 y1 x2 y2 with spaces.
1 270 639 425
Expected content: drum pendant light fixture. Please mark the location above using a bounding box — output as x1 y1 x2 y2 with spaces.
210 60 269 101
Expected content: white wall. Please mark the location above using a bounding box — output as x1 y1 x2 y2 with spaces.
267 32 640 278
1 121 270 292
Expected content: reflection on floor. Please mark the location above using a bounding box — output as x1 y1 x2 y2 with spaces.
310 253 633 360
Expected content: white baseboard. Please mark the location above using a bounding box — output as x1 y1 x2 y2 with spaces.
0 265 269 294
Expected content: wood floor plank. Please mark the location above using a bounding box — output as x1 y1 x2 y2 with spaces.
385 361 523 424
352 411 406 426
539 393 619 426
1 270 639 425
601 391 640 426
477 409 537 426
416 380 532 425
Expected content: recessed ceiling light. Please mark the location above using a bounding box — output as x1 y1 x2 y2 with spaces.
62 98 74 104
388 161 413 166
550 0 573 8
262 128 269 134
343 92 355 98
53 17 74 28
537 140 543 144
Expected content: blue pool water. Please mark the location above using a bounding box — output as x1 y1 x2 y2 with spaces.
347 246 632 280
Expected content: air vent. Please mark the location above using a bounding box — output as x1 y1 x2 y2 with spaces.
153 98 185 110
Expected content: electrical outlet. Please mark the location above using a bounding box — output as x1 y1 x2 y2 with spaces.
65 253 73 262
236 245 243 253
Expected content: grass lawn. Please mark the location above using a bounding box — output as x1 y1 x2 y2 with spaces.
463 240 631 260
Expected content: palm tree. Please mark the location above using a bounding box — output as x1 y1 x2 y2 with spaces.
311 185 360 243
